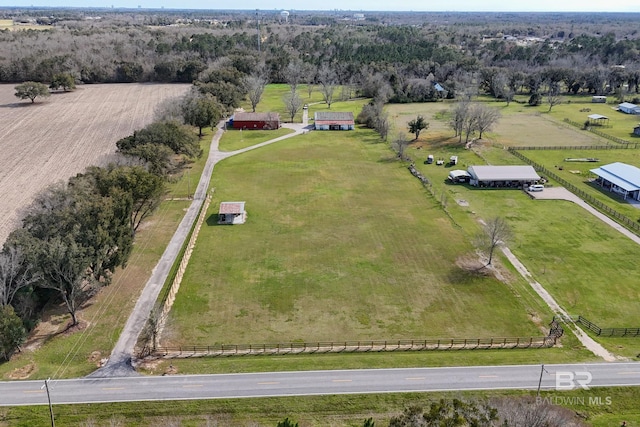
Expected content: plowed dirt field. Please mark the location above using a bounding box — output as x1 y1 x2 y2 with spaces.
0 83 189 245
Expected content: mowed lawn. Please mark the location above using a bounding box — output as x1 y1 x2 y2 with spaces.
388 102 640 332
400 139 640 327
168 127 542 345
218 127 294 152
387 101 609 148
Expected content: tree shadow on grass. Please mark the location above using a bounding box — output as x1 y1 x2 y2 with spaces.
0 102 43 108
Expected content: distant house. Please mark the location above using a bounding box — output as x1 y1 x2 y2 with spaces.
618 102 640 115
591 163 640 200
467 165 540 188
231 112 280 130
314 112 355 130
591 96 607 103
218 201 247 224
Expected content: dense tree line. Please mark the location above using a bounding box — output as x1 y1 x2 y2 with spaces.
1 10 639 105
0 102 209 360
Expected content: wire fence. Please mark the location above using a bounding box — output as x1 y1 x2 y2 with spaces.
575 316 640 337
563 118 637 145
515 144 638 150
139 335 560 359
508 148 640 236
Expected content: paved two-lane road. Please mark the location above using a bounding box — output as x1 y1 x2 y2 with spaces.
3 362 640 406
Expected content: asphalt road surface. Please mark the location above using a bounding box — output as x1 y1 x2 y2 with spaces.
2 362 640 406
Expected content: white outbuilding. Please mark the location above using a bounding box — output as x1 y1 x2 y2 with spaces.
467 165 540 188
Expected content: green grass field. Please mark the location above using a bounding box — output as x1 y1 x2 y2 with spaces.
219 127 294 151
385 101 640 356
168 125 545 346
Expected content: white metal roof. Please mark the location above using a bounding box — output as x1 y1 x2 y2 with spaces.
588 114 608 120
467 165 540 181
590 162 640 192
448 169 470 178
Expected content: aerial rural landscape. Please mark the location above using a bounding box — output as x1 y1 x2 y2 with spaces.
0 4 639 426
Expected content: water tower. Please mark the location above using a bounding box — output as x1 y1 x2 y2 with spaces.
280 10 289 22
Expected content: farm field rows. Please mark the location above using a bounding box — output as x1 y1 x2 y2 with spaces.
0 83 189 245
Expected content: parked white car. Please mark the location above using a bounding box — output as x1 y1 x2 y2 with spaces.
528 184 544 192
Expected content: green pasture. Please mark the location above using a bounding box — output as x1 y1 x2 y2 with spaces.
429 181 639 331
385 102 640 331
218 127 294 152
168 126 544 347
387 101 609 149
514 148 640 221
240 83 329 122
5 386 640 426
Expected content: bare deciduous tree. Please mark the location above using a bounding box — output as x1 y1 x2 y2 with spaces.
392 132 411 160
285 60 304 93
492 397 588 427
318 65 337 109
244 74 268 112
450 101 470 142
546 83 562 112
477 217 511 266
0 246 39 307
282 90 303 123
474 104 501 139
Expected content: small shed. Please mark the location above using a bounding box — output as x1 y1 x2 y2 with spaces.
467 165 540 188
448 169 471 183
619 102 640 115
634 124 640 136
231 112 280 130
587 114 609 126
218 201 247 224
591 96 607 103
314 112 355 130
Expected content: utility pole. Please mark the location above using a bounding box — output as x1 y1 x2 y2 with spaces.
537 364 548 397
256 10 261 52
42 378 55 427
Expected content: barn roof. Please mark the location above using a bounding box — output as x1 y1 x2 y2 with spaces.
619 102 639 109
314 111 355 125
219 201 246 214
467 165 540 181
588 114 608 120
591 162 640 192
234 112 280 122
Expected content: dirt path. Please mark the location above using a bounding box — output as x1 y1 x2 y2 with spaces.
497 186 640 362
500 246 617 361
92 123 309 377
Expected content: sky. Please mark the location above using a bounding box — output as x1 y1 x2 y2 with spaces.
1 0 639 12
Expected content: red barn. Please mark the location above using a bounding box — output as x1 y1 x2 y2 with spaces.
231 112 281 130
